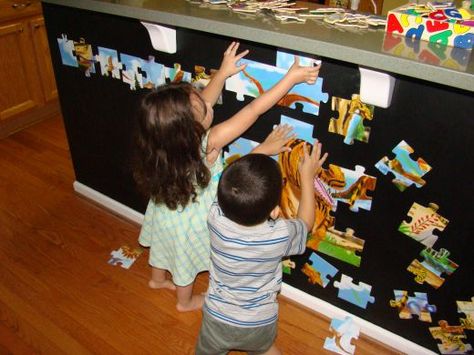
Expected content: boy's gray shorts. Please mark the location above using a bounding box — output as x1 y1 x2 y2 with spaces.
195 310 278 355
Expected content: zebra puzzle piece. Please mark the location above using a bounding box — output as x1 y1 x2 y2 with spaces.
430 320 473 354
389 290 437 322
457 297 474 330
301 252 338 288
108 245 144 269
398 202 449 248
375 140 432 191
333 274 375 309
324 316 360 355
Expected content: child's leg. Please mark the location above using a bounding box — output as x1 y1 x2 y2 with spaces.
148 267 176 290
175 282 204 312
261 344 281 355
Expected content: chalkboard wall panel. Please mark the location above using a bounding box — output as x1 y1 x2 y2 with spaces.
43 4 473 352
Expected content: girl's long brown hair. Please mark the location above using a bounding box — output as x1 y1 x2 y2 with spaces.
132 83 210 210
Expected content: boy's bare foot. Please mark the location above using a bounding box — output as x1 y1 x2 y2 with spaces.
148 279 176 291
176 294 204 312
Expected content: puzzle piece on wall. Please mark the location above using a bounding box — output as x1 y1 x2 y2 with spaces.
279 115 314 143
323 316 360 355
120 53 145 90
309 226 365 267
108 245 144 269
375 140 432 191
140 56 166 89
282 258 296 275
328 94 375 145
389 290 437 322
57 34 79 67
407 247 458 289
165 63 192 83
301 252 338 287
224 137 259 164
398 202 449 248
333 274 375 309
457 297 474 330
96 47 122 79
319 164 377 212
73 38 96 77
430 320 473 354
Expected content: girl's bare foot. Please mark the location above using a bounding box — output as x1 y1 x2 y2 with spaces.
176 294 204 312
148 279 176 291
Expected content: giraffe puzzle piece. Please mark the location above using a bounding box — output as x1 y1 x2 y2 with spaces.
398 202 449 248
407 247 458 289
333 274 375 309
301 252 338 288
328 94 375 145
457 297 474 330
316 226 365 267
324 316 360 355
375 140 432 191
390 290 437 322
108 245 144 269
430 320 473 354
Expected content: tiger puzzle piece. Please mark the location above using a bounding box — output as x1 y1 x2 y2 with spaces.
301 252 338 288
73 37 96 77
430 320 473 354
315 226 365 267
95 47 122 79
319 164 377 212
108 245 144 269
333 274 375 309
398 202 449 248
328 94 375 145
324 316 360 355
389 290 437 322
375 140 432 191
457 297 474 330
407 247 458 289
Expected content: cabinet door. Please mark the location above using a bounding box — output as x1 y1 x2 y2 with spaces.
0 21 43 121
30 16 57 103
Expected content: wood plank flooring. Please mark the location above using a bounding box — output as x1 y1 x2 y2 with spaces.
0 115 402 354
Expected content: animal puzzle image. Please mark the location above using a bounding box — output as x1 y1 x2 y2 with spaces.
407 247 458 289
457 297 474 330
328 94 375 145
301 252 338 287
108 245 144 269
389 290 437 322
324 316 360 355
375 140 432 191
96 47 122 79
430 320 473 354
333 274 375 309
398 202 449 248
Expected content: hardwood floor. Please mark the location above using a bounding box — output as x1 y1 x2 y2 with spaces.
0 115 402 354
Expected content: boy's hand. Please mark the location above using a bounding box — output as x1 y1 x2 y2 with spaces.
251 124 295 156
298 140 328 182
286 56 321 85
218 42 249 78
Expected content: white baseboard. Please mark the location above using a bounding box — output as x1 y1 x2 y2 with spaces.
73 181 436 355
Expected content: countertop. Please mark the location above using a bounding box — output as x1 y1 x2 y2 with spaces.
41 0 474 92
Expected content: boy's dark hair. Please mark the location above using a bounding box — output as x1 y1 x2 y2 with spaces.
218 154 282 226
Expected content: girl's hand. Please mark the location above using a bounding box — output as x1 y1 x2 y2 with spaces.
286 56 321 85
218 42 249 78
251 124 295 156
298 140 328 182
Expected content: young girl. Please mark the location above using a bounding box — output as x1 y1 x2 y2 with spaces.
133 42 320 312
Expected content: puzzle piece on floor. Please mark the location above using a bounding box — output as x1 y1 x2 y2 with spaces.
398 202 449 248
389 290 437 322
108 245 144 269
324 316 360 355
192 65 222 104
319 164 377 212
328 94 375 145
407 247 458 289
165 63 192 83
73 38 96 77
315 226 365 267
301 252 338 287
95 47 122 79
333 274 375 309
430 320 473 354
282 258 296 275
457 297 474 330
375 140 432 191
57 34 79 67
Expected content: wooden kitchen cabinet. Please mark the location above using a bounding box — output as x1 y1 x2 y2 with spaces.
0 0 58 138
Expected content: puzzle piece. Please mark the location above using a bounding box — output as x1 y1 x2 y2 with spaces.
96 47 122 79
73 38 96 77
140 56 166 89
457 297 474 330
108 245 144 269
319 164 377 212
389 290 437 322
279 115 314 143
407 247 458 289
301 252 338 288
324 316 360 355
333 274 375 309
224 137 260 164
120 53 145 90
192 65 222 104
328 94 374 145
282 258 296 275
398 202 449 248
165 63 192 83
430 320 473 354
57 34 78 67
314 226 365 267
375 140 432 191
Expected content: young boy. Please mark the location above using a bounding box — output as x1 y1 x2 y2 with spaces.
196 142 328 355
